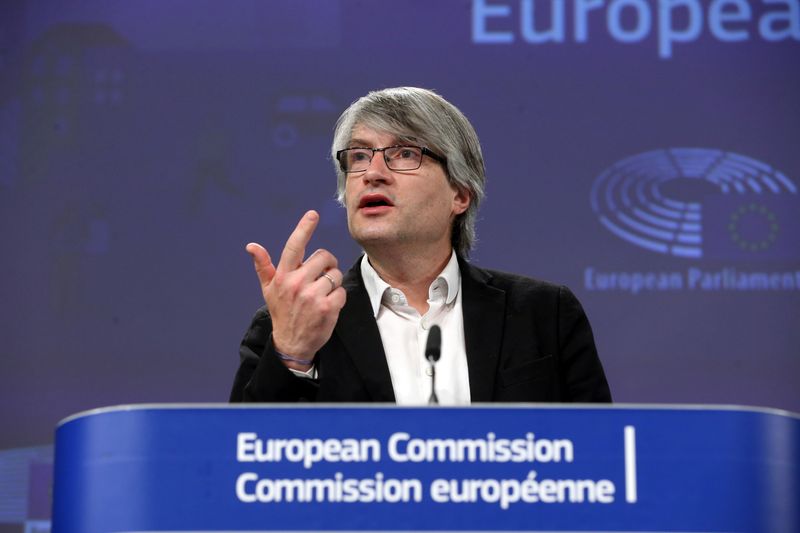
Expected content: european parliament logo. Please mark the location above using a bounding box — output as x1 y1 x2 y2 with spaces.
587 149 800 293
590 148 799 261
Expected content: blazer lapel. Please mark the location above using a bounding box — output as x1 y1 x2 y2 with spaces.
459 258 506 402
334 257 396 402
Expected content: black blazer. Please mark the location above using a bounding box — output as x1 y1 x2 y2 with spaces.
230 256 611 403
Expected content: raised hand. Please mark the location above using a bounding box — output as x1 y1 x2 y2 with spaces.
245 210 346 368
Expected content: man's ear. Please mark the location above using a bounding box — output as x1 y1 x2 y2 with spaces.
452 186 471 216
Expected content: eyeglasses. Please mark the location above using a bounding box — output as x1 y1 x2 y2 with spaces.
336 145 446 173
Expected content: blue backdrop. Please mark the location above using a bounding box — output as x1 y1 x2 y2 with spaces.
0 0 798 526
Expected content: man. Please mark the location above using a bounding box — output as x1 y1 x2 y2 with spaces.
230 87 610 404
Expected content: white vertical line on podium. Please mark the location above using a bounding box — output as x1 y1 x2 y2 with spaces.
624 425 638 503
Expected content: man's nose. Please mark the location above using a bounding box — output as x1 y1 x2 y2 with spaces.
362 151 393 183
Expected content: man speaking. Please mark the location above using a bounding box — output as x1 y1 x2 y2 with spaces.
230 87 610 404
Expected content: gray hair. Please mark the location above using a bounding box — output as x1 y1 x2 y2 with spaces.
331 87 486 257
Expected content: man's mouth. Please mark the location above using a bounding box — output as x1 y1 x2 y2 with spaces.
358 194 394 211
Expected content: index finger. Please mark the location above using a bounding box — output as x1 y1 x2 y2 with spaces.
276 210 320 273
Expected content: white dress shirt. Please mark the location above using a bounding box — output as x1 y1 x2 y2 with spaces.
360 251 471 405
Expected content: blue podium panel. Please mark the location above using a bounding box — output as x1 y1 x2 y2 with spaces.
52 405 799 533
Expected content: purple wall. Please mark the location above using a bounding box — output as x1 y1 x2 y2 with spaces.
1 0 799 450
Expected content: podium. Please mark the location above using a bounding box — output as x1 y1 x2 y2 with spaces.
53 404 799 532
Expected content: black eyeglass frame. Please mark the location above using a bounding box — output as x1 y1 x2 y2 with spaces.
336 145 447 173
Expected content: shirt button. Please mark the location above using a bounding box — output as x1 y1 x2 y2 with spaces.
425 367 434 377
391 294 400 303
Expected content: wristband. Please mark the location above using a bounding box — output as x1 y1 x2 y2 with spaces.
271 335 314 365
275 351 314 366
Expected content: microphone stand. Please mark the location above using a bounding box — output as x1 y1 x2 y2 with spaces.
428 356 439 405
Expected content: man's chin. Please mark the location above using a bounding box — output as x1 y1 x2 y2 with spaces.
350 228 399 251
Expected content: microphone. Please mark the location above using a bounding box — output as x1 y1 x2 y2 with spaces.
425 325 442 404
425 325 441 363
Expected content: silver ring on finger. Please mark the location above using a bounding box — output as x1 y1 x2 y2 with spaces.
321 272 337 293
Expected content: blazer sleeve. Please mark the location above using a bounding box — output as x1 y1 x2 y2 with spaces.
229 306 319 402
556 286 612 402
